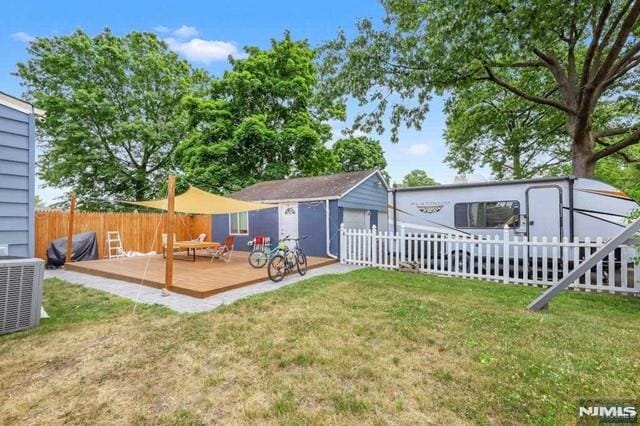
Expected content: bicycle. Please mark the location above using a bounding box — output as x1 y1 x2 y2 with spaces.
267 235 308 282
247 236 280 268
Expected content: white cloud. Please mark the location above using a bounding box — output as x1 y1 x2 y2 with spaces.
172 25 199 39
404 143 431 155
165 37 238 63
11 32 35 43
153 25 170 33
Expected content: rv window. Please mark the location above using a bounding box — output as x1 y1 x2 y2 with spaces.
454 201 520 228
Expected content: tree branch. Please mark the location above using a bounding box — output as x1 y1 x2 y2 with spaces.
596 139 640 163
591 0 640 86
580 2 611 88
592 127 640 160
607 40 640 80
594 124 640 139
483 66 575 114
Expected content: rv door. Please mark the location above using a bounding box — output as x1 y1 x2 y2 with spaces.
526 185 563 240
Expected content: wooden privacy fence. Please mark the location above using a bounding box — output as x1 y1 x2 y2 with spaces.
35 210 212 260
340 224 640 296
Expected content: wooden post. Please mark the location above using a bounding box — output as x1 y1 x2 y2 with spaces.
164 175 176 291
65 192 76 264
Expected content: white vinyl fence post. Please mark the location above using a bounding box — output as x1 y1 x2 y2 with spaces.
371 225 377 266
339 223 346 264
400 225 406 264
502 225 510 283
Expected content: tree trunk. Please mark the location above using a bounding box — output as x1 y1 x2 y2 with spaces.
133 169 147 201
567 117 596 178
571 134 596 177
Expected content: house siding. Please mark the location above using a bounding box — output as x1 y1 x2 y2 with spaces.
338 173 387 211
0 103 35 257
298 201 326 257
212 207 279 252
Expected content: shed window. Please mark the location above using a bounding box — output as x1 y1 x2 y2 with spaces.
230 212 248 235
454 201 520 228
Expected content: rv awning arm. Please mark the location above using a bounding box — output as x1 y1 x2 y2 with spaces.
528 217 640 311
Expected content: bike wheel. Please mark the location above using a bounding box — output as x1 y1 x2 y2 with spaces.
268 254 287 282
248 250 268 268
296 251 307 276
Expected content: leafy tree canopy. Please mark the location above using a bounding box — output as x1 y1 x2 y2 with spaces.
320 0 640 177
445 80 571 179
330 136 387 173
176 32 345 193
595 145 640 201
16 29 207 209
401 169 438 187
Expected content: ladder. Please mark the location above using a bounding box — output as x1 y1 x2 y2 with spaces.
105 231 125 259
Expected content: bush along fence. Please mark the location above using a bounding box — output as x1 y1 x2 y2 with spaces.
340 224 640 296
35 210 212 260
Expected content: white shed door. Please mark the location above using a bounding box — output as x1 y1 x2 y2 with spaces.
278 203 299 241
343 208 370 230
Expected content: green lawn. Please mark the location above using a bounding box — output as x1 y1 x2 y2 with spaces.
1 269 638 424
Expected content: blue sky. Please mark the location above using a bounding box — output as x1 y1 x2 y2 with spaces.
0 0 479 203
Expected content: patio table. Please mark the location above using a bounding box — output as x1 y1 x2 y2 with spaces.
163 241 221 262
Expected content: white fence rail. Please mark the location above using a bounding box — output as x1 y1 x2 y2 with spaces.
340 224 640 296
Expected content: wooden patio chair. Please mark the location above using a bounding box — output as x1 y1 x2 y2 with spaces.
210 235 235 263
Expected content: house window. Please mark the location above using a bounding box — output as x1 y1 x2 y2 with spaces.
230 212 249 235
454 201 520 228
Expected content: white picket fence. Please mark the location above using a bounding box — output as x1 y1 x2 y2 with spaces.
339 224 640 295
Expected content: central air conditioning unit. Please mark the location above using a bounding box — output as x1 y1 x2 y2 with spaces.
0 257 45 335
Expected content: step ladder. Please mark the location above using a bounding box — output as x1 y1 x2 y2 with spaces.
105 231 125 259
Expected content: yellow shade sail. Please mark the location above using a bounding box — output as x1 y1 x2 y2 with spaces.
125 186 273 214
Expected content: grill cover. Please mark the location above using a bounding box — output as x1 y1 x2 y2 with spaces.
46 231 98 267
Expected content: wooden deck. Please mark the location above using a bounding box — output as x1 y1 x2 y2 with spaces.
65 251 336 298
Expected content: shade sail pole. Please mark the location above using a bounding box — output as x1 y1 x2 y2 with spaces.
164 176 176 292
65 192 76 265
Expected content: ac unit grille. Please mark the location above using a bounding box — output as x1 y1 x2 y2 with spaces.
0 259 43 334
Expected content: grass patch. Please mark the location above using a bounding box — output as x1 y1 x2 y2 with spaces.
0 269 639 424
332 391 370 414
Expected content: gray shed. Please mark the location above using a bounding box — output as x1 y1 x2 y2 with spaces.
213 170 390 257
0 92 41 257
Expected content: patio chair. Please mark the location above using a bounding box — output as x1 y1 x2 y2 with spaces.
162 233 181 256
192 233 206 243
210 235 235 263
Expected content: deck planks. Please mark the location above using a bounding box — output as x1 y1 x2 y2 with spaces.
65 251 336 298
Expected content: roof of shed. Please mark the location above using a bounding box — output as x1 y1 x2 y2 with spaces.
231 170 382 202
0 91 44 116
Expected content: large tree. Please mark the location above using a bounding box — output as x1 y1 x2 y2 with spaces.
401 169 438 187
445 81 570 179
176 33 343 193
320 0 640 177
330 136 387 173
16 29 206 209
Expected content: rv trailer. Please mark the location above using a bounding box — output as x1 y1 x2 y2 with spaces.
391 176 638 241
388 176 639 274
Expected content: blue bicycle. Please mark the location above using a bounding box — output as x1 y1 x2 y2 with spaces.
248 236 280 268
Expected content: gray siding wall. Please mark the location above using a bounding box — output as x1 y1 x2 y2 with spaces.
0 104 35 257
212 207 279 252
339 173 388 211
298 201 326 257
